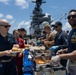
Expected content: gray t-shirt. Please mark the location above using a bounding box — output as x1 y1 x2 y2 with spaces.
67 59 76 75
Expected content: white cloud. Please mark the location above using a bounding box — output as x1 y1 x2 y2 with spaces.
0 13 4 18
25 21 30 34
17 20 30 28
15 0 29 9
0 0 10 5
5 14 13 19
17 20 25 28
44 13 50 17
25 21 30 25
10 20 15 24
62 22 72 31
16 20 31 34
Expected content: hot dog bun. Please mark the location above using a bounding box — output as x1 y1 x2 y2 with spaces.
12 47 18 51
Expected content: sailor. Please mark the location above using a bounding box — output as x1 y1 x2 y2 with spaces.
51 9 76 75
40 22 55 49
0 19 17 75
50 21 68 68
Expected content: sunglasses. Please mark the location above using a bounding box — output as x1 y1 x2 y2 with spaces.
0 25 11 28
67 15 76 19
54 26 58 28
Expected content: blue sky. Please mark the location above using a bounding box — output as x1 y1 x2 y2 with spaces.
0 0 76 34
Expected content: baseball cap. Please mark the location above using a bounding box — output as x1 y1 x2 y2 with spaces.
52 21 62 27
20 28 26 31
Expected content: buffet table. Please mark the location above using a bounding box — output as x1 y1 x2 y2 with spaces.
22 46 66 75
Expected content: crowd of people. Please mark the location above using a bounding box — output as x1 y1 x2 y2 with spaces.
0 9 76 75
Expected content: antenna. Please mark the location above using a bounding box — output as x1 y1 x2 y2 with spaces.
59 13 67 21
51 13 67 23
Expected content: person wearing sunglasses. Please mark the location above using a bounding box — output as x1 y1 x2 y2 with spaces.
51 9 76 75
0 19 17 75
50 21 68 69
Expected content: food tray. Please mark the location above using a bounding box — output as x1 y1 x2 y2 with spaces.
34 50 43 56
29 46 45 51
43 56 51 63
35 57 46 65
41 50 51 56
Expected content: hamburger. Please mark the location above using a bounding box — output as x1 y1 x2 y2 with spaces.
12 47 18 51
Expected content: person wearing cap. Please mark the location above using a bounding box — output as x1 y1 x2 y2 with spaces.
51 21 68 52
18 28 28 44
42 23 55 49
18 28 26 39
0 19 17 75
50 21 68 69
51 9 76 75
13 30 24 75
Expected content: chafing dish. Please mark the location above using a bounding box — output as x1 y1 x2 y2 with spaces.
43 56 51 63
34 50 43 56
33 56 54 75
23 48 65 75
33 56 52 71
33 55 65 75
35 56 46 65
41 50 52 56
30 49 52 57
34 56 46 72
29 49 43 57
29 46 45 51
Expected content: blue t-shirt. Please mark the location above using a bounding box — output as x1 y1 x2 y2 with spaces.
0 33 16 60
68 29 76 53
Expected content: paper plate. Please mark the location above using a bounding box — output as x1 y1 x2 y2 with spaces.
11 51 21 57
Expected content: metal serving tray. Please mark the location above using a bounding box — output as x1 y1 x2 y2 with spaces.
41 50 52 56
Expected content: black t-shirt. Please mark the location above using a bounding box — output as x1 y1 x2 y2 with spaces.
68 29 76 53
0 33 16 60
54 31 68 49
